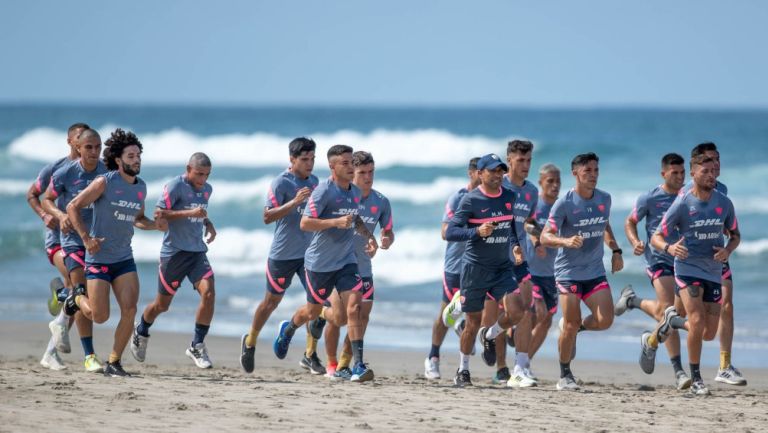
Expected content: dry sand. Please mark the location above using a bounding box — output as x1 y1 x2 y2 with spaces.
1 320 767 433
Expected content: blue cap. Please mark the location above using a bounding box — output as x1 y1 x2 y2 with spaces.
477 153 508 171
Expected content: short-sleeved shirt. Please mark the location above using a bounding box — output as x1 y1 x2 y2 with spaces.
502 177 539 262
303 178 362 272
442 188 469 275
156 175 213 257
629 185 679 268
35 157 72 248
353 189 393 278
48 159 108 249
548 188 612 281
449 187 518 269
266 170 319 261
657 189 737 283
525 198 557 277
87 171 147 265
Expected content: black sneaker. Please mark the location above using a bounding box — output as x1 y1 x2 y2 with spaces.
506 327 516 348
103 360 131 377
63 294 80 316
308 317 327 340
299 352 325 375
492 366 511 384
454 369 473 387
240 334 255 373
478 327 496 366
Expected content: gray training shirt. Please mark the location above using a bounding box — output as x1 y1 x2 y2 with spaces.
156 175 213 257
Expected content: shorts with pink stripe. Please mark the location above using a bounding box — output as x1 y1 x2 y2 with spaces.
646 263 674 282
304 263 362 305
157 251 214 296
265 258 306 295
360 277 375 302
556 276 610 301
62 246 86 272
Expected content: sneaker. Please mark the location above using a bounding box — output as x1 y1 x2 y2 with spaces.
690 379 710 396
558 317 576 360
47 277 65 316
103 360 131 377
714 365 747 386
675 370 692 390
639 331 657 374
240 334 255 373
186 342 213 369
453 318 465 338
300 352 325 375
84 354 103 373
424 357 441 380
613 284 636 316
478 327 496 366
506 327 516 348
40 350 66 370
63 292 81 317
350 362 374 383
332 367 353 381
48 319 70 354
325 364 337 378
308 317 326 340
524 367 538 381
453 369 472 387
273 320 293 360
130 325 149 362
656 306 678 343
492 366 511 384
556 374 580 391
442 291 463 328
507 366 537 388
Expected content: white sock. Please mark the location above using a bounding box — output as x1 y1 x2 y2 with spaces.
54 309 69 326
45 337 56 354
485 322 504 340
459 352 470 371
515 352 530 369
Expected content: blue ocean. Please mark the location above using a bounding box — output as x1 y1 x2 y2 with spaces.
2 105 767 368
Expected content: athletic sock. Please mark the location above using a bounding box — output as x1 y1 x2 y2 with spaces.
627 295 643 309
45 337 56 354
80 336 94 356
54 309 68 326
559 362 572 378
338 351 352 369
485 322 504 340
319 307 327 320
669 316 687 330
428 344 440 360
245 328 259 348
305 335 318 358
459 352 470 371
351 340 364 366
286 320 299 336
690 363 702 381
515 352 529 369
137 314 152 337
108 352 120 364
720 351 731 370
192 323 209 346
670 356 684 373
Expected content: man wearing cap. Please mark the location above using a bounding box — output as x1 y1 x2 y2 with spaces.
444 153 526 387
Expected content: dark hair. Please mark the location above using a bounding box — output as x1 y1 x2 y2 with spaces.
507 140 534 155
661 152 684 168
289 137 316 158
352 151 374 167
188 152 211 168
690 154 714 169
327 144 353 160
691 142 718 158
468 157 480 170
103 128 143 170
571 152 599 170
68 123 90 134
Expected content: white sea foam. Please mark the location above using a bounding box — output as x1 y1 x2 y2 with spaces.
735 238 768 256
8 127 502 168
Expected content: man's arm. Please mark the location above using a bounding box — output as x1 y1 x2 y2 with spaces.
28 182 57 229
67 177 106 255
264 186 311 225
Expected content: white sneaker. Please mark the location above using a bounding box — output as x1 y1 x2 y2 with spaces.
186 342 213 369
40 350 66 370
507 365 537 388
424 357 441 380
48 319 70 354
524 367 538 381
556 374 580 391
715 365 747 386
442 291 463 328
130 325 150 362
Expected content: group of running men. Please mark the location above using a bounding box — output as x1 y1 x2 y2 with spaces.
29 124 744 394
428 140 744 396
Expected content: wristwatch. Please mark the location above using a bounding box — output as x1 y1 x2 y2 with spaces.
612 248 623 255
663 243 671 254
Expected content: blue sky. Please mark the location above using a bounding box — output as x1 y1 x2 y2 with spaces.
1 0 767 107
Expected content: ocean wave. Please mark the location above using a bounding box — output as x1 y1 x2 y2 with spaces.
8 127 502 169
735 238 768 256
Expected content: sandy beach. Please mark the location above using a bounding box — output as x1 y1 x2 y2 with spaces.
1 320 767 433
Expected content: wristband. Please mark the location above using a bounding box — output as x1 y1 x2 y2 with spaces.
612 248 623 255
663 243 671 254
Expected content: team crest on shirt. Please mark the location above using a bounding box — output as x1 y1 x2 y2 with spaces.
525 193 531 201
598 204 605 213
715 207 723 215
204 192 210 200
370 205 378 214
138 191 144 200
505 203 512 210
354 197 360 204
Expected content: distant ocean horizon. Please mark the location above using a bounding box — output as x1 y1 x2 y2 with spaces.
2 104 767 368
